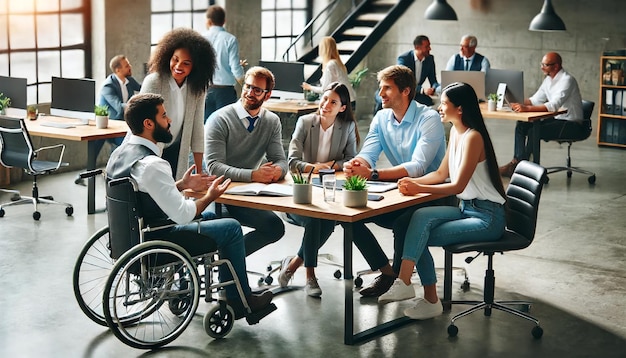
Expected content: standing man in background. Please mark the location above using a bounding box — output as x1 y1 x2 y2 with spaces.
203 5 247 122
445 35 491 72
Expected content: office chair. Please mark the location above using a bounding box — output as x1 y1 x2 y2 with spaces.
545 100 596 184
442 160 547 339
0 116 73 220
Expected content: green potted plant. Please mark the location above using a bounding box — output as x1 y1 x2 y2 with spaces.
0 93 11 115
349 67 369 89
27 105 38 120
487 93 500 111
94 104 109 128
291 167 313 204
342 175 368 207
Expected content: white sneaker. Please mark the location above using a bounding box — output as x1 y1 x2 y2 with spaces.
304 278 322 297
278 256 294 287
378 279 415 304
404 298 443 320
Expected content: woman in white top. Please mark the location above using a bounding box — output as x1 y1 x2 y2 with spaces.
377 82 507 320
301 36 356 109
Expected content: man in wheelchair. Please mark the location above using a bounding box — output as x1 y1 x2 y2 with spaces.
106 93 274 320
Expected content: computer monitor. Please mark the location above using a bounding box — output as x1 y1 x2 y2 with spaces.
485 69 524 106
440 71 486 101
258 60 304 100
0 75 28 109
51 76 96 121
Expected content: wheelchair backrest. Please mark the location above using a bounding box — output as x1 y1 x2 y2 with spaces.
106 177 142 259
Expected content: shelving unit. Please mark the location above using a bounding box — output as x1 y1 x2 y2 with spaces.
598 55 626 147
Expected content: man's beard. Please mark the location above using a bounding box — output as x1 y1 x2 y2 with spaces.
242 96 264 111
154 122 173 143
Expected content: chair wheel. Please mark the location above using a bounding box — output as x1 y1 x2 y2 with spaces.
264 275 273 285
204 303 235 339
266 265 273 271
333 269 342 279
65 206 74 216
354 276 363 288
0 208 4 217
531 325 543 339
448 324 458 337
588 175 596 184
33 211 41 220
460 280 470 292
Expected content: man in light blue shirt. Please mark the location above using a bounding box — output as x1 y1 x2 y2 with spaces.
203 5 246 122
343 65 446 298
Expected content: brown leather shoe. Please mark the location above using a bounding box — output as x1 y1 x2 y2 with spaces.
359 274 396 297
228 290 273 319
499 159 519 178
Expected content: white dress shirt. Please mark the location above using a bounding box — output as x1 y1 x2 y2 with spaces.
529 69 583 120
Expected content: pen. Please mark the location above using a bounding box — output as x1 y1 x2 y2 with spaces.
330 160 336 170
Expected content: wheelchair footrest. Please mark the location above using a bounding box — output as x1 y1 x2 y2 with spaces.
245 303 277 325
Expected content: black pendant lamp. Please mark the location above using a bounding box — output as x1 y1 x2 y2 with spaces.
424 0 458 21
529 0 566 31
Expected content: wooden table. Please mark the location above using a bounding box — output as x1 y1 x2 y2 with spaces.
215 181 445 345
25 116 128 214
480 103 566 164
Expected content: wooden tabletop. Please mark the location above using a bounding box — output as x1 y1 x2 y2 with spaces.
24 115 128 142
480 102 566 122
263 99 319 114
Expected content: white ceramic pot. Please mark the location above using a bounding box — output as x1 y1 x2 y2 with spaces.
292 183 312 204
95 115 109 129
343 189 368 208
487 99 497 111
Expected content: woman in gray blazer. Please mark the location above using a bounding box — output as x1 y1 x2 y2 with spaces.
279 82 360 297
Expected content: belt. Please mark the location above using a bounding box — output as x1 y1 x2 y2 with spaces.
209 84 234 88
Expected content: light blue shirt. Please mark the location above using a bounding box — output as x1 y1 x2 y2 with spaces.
358 100 446 178
204 26 244 86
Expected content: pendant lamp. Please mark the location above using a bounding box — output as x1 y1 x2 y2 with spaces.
424 0 458 21
529 0 566 31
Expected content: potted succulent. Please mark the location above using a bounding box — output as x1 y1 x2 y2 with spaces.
291 167 313 204
94 104 109 128
27 105 37 120
342 175 368 208
0 93 11 115
487 93 500 111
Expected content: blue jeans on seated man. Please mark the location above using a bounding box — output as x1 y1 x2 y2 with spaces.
286 214 336 268
402 199 506 287
168 217 252 300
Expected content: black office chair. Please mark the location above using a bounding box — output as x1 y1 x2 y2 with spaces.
0 115 73 220
442 160 547 339
545 100 596 184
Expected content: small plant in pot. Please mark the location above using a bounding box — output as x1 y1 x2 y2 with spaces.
291 166 313 204
0 93 11 115
487 93 500 111
94 104 109 128
27 105 37 120
342 175 368 207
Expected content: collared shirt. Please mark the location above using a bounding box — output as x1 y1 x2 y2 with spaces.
445 53 491 72
115 75 129 103
204 26 244 86
234 100 267 130
413 51 423 83
529 69 583 120
357 100 446 178
167 76 188 145
127 135 196 224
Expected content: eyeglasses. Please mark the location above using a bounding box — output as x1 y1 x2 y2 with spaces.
243 83 269 96
541 63 555 67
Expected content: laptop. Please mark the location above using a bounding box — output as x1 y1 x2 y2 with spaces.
440 70 486 102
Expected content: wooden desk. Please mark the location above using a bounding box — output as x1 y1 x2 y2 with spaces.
263 99 319 115
25 116 128 214
216 181 445 345
480 103 566 164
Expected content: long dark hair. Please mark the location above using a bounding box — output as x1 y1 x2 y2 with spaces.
148 28 216 96
322 82 360 145
442 82 506 201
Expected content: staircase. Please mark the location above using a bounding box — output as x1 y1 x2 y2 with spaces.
282 0 415 83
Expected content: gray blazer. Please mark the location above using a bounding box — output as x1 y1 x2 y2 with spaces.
140 72 205 180
288 113 358 171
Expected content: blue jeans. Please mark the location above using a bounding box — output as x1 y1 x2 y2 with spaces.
286 214 336 267
402 199 505 286
204 86 237 122
169 218 251 300
224 205 285 256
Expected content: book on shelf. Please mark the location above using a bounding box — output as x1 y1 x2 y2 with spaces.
605 89 614 114
614 90 623 115
224 183 293 197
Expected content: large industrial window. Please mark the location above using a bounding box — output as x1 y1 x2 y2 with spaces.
261 0 311 61
150 0 213 50
0 0 91 105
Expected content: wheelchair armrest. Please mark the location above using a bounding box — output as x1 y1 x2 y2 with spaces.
80 169 103 179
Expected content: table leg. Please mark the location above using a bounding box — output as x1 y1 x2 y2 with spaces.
87 141 97 214
532 121 541 164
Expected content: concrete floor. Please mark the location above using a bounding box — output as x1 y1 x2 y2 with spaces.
1 118 625 357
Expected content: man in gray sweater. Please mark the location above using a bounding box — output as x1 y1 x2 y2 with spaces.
205 66 287 256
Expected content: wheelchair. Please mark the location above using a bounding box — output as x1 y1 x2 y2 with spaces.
73 173 275 349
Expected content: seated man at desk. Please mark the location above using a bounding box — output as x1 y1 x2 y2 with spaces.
205 66 288 256
499 52 583 177
343 65 446 297
445 35 490 72
107 93 274 318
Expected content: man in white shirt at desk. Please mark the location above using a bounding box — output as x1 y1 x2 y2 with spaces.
499 52 583 177
343 65 446 297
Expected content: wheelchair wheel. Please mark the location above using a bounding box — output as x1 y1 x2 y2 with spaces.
103 241 200 349
73 226 113 326
203 302 235 339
